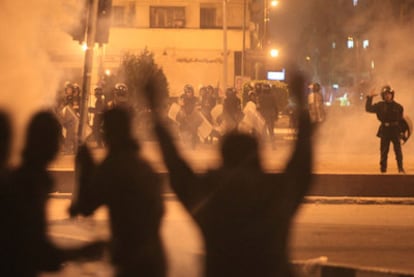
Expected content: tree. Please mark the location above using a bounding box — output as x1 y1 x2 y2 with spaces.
117 48 170 112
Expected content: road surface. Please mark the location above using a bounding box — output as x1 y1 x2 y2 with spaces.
43 197 414 277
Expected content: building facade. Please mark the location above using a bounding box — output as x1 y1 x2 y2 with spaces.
52 0 252 97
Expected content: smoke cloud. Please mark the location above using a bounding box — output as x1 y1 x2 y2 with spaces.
0 0 82 162
268 0 414 171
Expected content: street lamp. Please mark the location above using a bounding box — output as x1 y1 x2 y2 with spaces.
270 0 279 7
263 0 280 49
269 48 279 58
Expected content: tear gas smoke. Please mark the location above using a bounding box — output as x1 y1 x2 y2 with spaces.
0 0 82 163
271 0 414 166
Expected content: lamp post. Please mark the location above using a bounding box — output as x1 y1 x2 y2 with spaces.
242 0 246 77
223 0 228 90
262 1 280 51
78 0 99 144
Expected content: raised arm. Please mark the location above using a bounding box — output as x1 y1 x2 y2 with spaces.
69 144 102 217
283 71 313 213
145 80 200 210
365 88 378 113
154 120 199 208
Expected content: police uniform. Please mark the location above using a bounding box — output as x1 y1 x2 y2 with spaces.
365 86 404 173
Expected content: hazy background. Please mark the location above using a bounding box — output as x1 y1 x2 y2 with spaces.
0 0 413 168
0 0 81 163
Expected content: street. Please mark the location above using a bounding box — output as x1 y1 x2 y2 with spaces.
43 197 414 277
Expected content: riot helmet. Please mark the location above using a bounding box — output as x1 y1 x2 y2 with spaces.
225 87 237 97
115 83 128 95
72 83 81 95
262 83 271 93
309 82 321 93
114 83 129 104
184 84 194 95
94 85 104 96
380 85 394 100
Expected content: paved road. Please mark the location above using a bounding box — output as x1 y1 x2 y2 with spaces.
42 197 414 277
49 134 414 175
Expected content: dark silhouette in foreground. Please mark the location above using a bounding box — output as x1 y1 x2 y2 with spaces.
4 111 104 277
70 107 166 277
0 110 13 277
146 72 313 276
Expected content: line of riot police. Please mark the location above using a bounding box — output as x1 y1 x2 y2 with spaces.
54 80 291 153
54 82 133 154
167 82 285 149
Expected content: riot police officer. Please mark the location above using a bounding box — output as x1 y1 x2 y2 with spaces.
88 86 105 147
308 82 325 123
177 84 200 148
366 85 405 173
257 83 278 145
222 87 243 132
112 83 129 108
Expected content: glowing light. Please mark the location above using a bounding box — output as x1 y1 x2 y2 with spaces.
269 48 279 58
347 37 354 49
81 42 88 52
105 69 111 76
270 0 279 7
363 39 369 49
305 56 311 61
371 60 375 69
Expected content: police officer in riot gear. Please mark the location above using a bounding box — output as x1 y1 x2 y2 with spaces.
366 85 405 173
88 86 105 147
112 83 129 108
177 84 200 148
257 83 278 147
222 87 243 132
308 82 325 123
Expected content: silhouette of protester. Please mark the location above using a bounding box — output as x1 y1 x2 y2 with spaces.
6 111 104 277
70 107 167 277
147 71 313 277
0 110 13 277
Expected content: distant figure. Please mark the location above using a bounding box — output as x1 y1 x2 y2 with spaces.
6 111 104 277
60 82 79 154
308 82 325 123
71 83 82 115
257 83 279 148
221 87 243 132
88 85 105 147
146 72 313 277
366 85 405 173
177 84 201 148
70 107 166 277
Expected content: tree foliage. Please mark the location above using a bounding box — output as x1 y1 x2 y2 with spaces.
114 48 170 110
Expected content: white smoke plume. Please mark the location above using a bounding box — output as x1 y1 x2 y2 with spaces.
0 0 82 163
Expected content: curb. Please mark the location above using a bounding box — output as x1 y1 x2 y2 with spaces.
50 192 414 205
292 259 414 277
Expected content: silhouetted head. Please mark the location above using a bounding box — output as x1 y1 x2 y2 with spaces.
0 110 12 169
103 107 138 151
22 111 61 166
220 131 261 169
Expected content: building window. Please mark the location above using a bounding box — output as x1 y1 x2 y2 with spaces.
112 6 126 26
127 2 136 26
200 7 219 29
150 6 185 28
